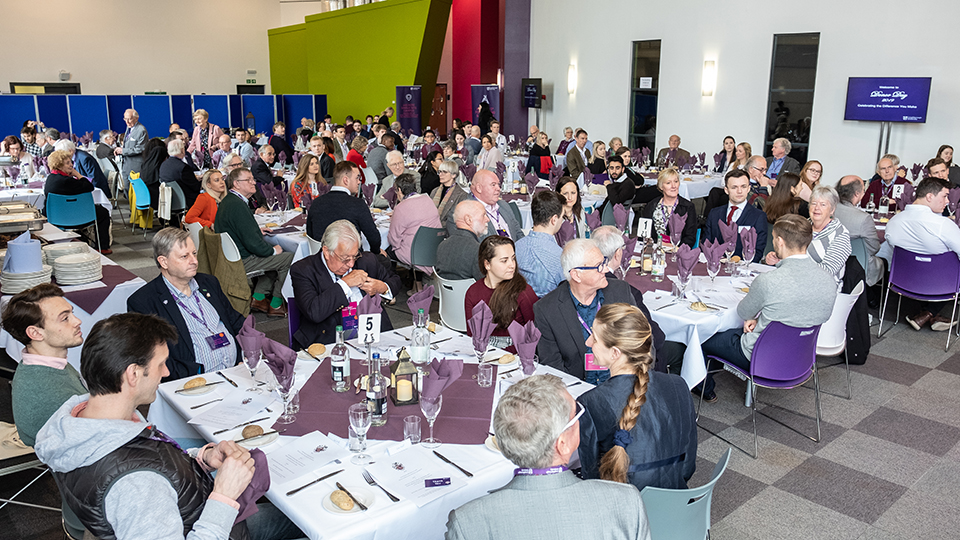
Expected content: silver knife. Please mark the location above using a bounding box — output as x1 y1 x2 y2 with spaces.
175 381 225 393
236 429 279 444
335 482 368 511
432 337 453 345
212 417 270 436
654 300 680 311
433 450 474 477
286 469 344 496
190 398 223 409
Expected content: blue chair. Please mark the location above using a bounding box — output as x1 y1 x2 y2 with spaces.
409 226 446 269
45 192 100 252
640 448 732 540
129 175 151 237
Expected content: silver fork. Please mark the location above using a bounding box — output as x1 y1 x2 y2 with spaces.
361 469 400 502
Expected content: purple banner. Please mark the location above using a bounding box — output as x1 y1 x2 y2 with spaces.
844 77 931 123
471 85 500 125
396 85 422 138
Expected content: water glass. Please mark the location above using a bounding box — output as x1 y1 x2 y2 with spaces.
403 415 421 444
241 346 263 394
276 373 297 425
477 363 494 387
420 395 443 449
349 403 373 465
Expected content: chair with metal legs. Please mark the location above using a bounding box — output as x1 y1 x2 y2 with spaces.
816 281 864 399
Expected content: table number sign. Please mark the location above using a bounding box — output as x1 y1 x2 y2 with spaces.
637 218 653 240
892 184 905 199
359 314 382 345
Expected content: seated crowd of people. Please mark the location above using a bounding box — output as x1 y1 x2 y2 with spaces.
3 106 960 539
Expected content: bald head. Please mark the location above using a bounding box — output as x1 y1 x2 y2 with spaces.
836 175 865 205
668 134 680 149
454 200 489 237
471 169 502 206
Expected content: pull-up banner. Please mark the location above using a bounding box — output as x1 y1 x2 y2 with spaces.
396 85 422 137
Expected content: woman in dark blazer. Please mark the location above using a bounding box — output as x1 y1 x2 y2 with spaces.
639 168 698 247
526 131 553 179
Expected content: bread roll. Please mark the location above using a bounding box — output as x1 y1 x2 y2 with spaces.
184 377 206 389
498 354 516 365
308 343 326 357
242 425 264 439
330 490 355 511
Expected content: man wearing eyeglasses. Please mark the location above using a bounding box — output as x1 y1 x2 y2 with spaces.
290 220 402 349
746 155 773 207
306 161 387 261
533 239 638 384
765 137 800 179
214 167 295 316
445 374 651 540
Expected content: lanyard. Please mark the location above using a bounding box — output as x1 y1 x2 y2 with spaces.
514 465 567 477
658 199 678 222
574 296 603 334
174 290 217 334
484 204 509 236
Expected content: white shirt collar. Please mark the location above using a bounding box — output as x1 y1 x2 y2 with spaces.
330 186 351 195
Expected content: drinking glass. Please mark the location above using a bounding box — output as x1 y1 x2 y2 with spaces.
707 259 721 287
403 415 421 444
420 395 443 448
276 373 297 425
669 232 681 262
241 346 263 394
477 363 493 387
740 247 756 276
349 403 373 465
723 246 735 274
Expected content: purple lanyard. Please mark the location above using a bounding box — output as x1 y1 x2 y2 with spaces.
659 199 678 222
485 205 509 236
514 466 568 477
574 297 602 335
174 290 214 333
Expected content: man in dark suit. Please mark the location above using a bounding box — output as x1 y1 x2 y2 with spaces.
463 170 525 241
291 220 402 348
534 239 637 384
597 155 635 218
465 125 482 159
703 168 768 263
655 134 691 168
116 109 148 185
307 161 386 257
159 139 203 209
251 144 283 188
127 228 244 381
436 201 488 281
765 137 801 178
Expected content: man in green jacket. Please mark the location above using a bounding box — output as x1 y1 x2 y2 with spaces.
215 167 295 316
1 284 87 447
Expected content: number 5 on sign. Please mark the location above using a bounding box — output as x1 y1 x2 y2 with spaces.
359 314 381 345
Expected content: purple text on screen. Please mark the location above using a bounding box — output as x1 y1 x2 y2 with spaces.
843 77 931 123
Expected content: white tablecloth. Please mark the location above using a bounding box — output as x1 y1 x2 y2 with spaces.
0 187 113 214
511 190 610 231
148 325 592 540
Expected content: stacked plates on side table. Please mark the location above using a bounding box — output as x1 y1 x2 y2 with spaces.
53 252 102 285
0 265 53 294
42 243 89 265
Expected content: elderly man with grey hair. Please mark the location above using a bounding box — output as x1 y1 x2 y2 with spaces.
159 138 203 209
533 239 637 384
115 108 148 185
435 200 489 281
41 127 60 157
834 175 883 287
373 150 421 209
126 227 245 380
55 139 111 194
591 226 684 373
445 374 651 540
95 129 120 179
766 137 800 178
290 219 403 348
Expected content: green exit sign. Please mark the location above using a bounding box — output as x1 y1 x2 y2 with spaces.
246 79 257 84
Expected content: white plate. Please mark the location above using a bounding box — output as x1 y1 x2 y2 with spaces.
177 381 216 396
237 430 279 449
484 434 501 454
321 485 375 514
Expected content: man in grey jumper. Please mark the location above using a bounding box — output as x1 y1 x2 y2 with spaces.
700 215 838 387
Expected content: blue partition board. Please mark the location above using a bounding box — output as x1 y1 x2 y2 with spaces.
107 95 132 134
275 95 285 127
240 95 276 135
132 95 172 140
314 95 327 122
171 95 193 133
66 95 109 138
37 95 70 134
192 95 230 131
0 95 37 140
229 95 242 130
283 95 314 133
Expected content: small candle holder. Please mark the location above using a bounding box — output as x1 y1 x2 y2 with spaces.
389 352 420 406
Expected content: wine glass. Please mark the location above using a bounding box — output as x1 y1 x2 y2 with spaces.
348 403 373 465
420 394 443 448
707 259 721 289
723 244 735 274
241 346 263 394
741 246 756 275
276 372 297 425
669 231 681 262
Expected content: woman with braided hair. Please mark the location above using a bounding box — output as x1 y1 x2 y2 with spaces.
577 303 698 490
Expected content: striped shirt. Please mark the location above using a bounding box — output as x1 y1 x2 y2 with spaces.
162 276 237 373
808 218 852 280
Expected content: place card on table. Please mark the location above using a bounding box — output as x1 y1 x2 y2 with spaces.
266 431 350 487
187 392 273 430
365 444 467 507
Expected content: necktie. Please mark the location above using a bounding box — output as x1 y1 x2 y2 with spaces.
727 205 738 225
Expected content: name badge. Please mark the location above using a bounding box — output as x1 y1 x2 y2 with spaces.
341 302 358 340
584 352 604 371
205 332 230 350
424 478 451 488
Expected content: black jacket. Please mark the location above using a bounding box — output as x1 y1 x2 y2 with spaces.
159 156 202 208
640 196 699 247
306 189 382 249
251 158 282 188
126 273 244 381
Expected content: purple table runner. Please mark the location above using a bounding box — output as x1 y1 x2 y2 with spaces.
273 359 496 443
623 257 710 295
283 214 307 228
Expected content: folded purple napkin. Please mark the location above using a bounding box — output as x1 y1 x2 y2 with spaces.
357 293 382 317
954 211 960 228
641 147 651 160
555 219 575 246
718 218 739 254
676 244 701 282
314 182 331 198
262 338 296 391
292 152 301 168
582 167 594 185
278 151 287 165
495 161 506 176
620 237 638 275
467 300 495 352
234 449 269 524
524 172 539 194
593 173 609 185
27 181 43 189
585 210 602 231
460 164 477 183
507 320 541 375
740 227 758 261
549 165 563 191
902 183 915 205
407 285 435 316
668 211 687 246
421 358 464 399
60 132 71 141
493 166 504 183
698 152 707 168
949 188 960 214
211 153 222 169
384 187 398 209
300 193 314 211
7 166 20 181
614 204 629 231
666 148 677 166
911 163 923 181
713 152 723 169
701 239 725 267
361 183 375 206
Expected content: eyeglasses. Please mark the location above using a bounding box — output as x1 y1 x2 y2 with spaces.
808 169 822 175
335 251 362 264
572 257 609 274
752 166 768 173
561 401 586 433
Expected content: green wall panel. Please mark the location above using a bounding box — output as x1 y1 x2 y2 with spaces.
269 0 450 125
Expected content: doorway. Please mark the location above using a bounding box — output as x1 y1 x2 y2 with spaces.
430 84 448 139
628 40 661 155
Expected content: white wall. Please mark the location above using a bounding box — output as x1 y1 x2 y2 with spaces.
0 0 280 95
280 1 325 27
529 0 960 183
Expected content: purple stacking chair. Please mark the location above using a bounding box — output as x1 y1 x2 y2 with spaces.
287 297 301 350
697 321 823 458
878 247 960 350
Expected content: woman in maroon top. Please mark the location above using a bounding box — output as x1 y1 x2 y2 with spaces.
464 236 539 353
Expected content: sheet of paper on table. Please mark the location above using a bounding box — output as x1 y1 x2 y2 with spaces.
267 431 351 487
187 391 273 430
365 444 467 508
